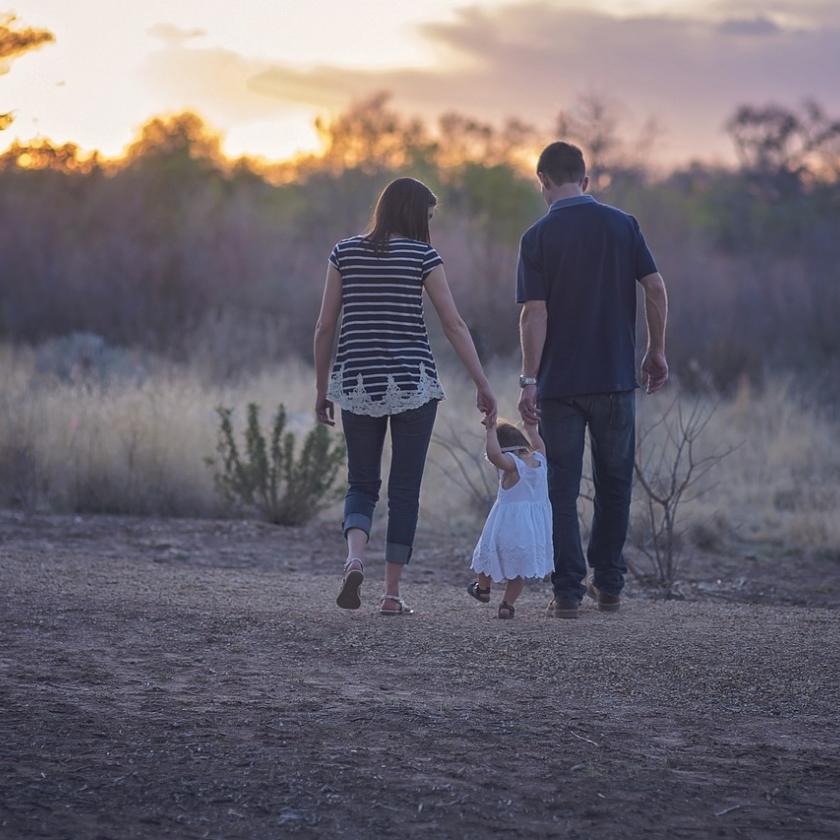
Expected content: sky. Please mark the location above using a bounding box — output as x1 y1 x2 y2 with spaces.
3 0 840 165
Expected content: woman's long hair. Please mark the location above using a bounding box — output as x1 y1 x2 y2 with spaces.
364 177 437 251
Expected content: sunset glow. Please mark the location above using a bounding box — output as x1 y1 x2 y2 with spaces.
4 0 840 164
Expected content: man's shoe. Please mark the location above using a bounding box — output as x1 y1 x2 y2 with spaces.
546 597 579 619
586 581 621 612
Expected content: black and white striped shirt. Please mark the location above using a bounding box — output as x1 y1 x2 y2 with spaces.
327 235 446 417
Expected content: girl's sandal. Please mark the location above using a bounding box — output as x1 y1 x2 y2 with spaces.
336 559 364 610
498 601 515 620
467 581 491 604
380 595 414 616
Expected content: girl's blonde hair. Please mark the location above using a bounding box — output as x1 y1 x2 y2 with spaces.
496 420 531 452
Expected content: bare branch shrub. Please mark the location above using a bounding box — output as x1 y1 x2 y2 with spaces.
430 420 496 518
630 397 737 596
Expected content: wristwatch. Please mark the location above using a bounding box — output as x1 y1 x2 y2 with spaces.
519 375 537 387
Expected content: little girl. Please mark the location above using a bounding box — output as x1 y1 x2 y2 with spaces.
468 417 554 618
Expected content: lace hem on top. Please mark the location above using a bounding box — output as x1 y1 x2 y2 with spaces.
328 362 446 417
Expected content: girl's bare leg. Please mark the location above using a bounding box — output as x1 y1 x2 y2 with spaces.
502 576 524 605
477 572 492 591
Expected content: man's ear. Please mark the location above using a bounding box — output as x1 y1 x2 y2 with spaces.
537 171 551 190
581 175 590 192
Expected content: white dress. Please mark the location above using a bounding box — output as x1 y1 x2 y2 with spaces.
471 451 554 582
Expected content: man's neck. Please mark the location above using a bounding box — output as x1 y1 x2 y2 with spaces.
545 183 584 206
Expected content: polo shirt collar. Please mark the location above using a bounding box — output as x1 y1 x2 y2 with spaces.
549 194 596 211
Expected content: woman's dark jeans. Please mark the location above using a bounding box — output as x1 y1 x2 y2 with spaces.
341 399 438 565
539 391 635 602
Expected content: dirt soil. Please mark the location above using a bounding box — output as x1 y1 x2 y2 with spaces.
2 511 839 839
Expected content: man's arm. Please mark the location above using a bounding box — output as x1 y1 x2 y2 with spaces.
518 300 547 423
639 271 669 393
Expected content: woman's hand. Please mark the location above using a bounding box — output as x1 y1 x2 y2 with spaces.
476 382 497 426
315 394 335 426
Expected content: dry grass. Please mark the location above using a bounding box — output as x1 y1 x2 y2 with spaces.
1 345 838 560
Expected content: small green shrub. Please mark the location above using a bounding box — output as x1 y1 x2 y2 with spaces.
207 403 345 525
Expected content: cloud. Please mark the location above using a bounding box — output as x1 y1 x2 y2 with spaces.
708 0 840 28
716 16 782 37
148 23 207 47
143 2 840 162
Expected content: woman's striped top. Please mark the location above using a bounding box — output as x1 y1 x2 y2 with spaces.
327 235 446 417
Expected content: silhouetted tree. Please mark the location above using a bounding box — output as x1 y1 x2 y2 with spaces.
0 13 54 129
726 100 840 196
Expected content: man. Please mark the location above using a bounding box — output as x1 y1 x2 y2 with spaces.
517 141 669 619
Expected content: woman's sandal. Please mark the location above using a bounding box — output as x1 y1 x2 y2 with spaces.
336 558 364 610
467 581 491 604
498 601 515 620
380 594 414 616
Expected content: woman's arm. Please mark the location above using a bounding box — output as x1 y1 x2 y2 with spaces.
313 263 343 425
424 265 497 424
484 419 517 473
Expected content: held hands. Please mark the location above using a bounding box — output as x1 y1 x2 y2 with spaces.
476 382 498 426
641 350 669 394
315 393 335 426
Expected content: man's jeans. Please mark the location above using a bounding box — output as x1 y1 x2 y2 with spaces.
540 391 635 602
341 399 438 565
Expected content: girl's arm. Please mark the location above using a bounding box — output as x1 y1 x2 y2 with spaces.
424 265 497 425
523 420 546 455
485 419 517 473
313 263 343 425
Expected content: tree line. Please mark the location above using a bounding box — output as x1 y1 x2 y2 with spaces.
1 94 838 393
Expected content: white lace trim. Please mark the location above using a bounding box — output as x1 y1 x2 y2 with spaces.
328 361 446 417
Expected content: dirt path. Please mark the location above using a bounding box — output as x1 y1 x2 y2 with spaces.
2 513 839 839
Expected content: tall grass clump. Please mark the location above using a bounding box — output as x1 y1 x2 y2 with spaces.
0 343 838 569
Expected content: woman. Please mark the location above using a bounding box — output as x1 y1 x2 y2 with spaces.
314 177 497 615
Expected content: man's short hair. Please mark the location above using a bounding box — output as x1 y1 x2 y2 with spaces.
537 142 586 186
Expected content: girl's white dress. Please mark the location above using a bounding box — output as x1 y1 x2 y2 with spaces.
471 451 554 582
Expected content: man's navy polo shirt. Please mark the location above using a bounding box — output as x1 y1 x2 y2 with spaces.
516 194 657 399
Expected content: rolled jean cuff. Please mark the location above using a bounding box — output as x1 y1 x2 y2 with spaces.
343 513 371 541
385 542 412 566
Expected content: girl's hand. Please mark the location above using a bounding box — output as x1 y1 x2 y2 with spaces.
476 383 497 426
315 394 335 426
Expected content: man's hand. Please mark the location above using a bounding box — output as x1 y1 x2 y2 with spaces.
315 394 335 425
518 383 540 424
641 350 669 394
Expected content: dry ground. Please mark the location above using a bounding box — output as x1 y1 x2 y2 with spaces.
1 512 839 839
